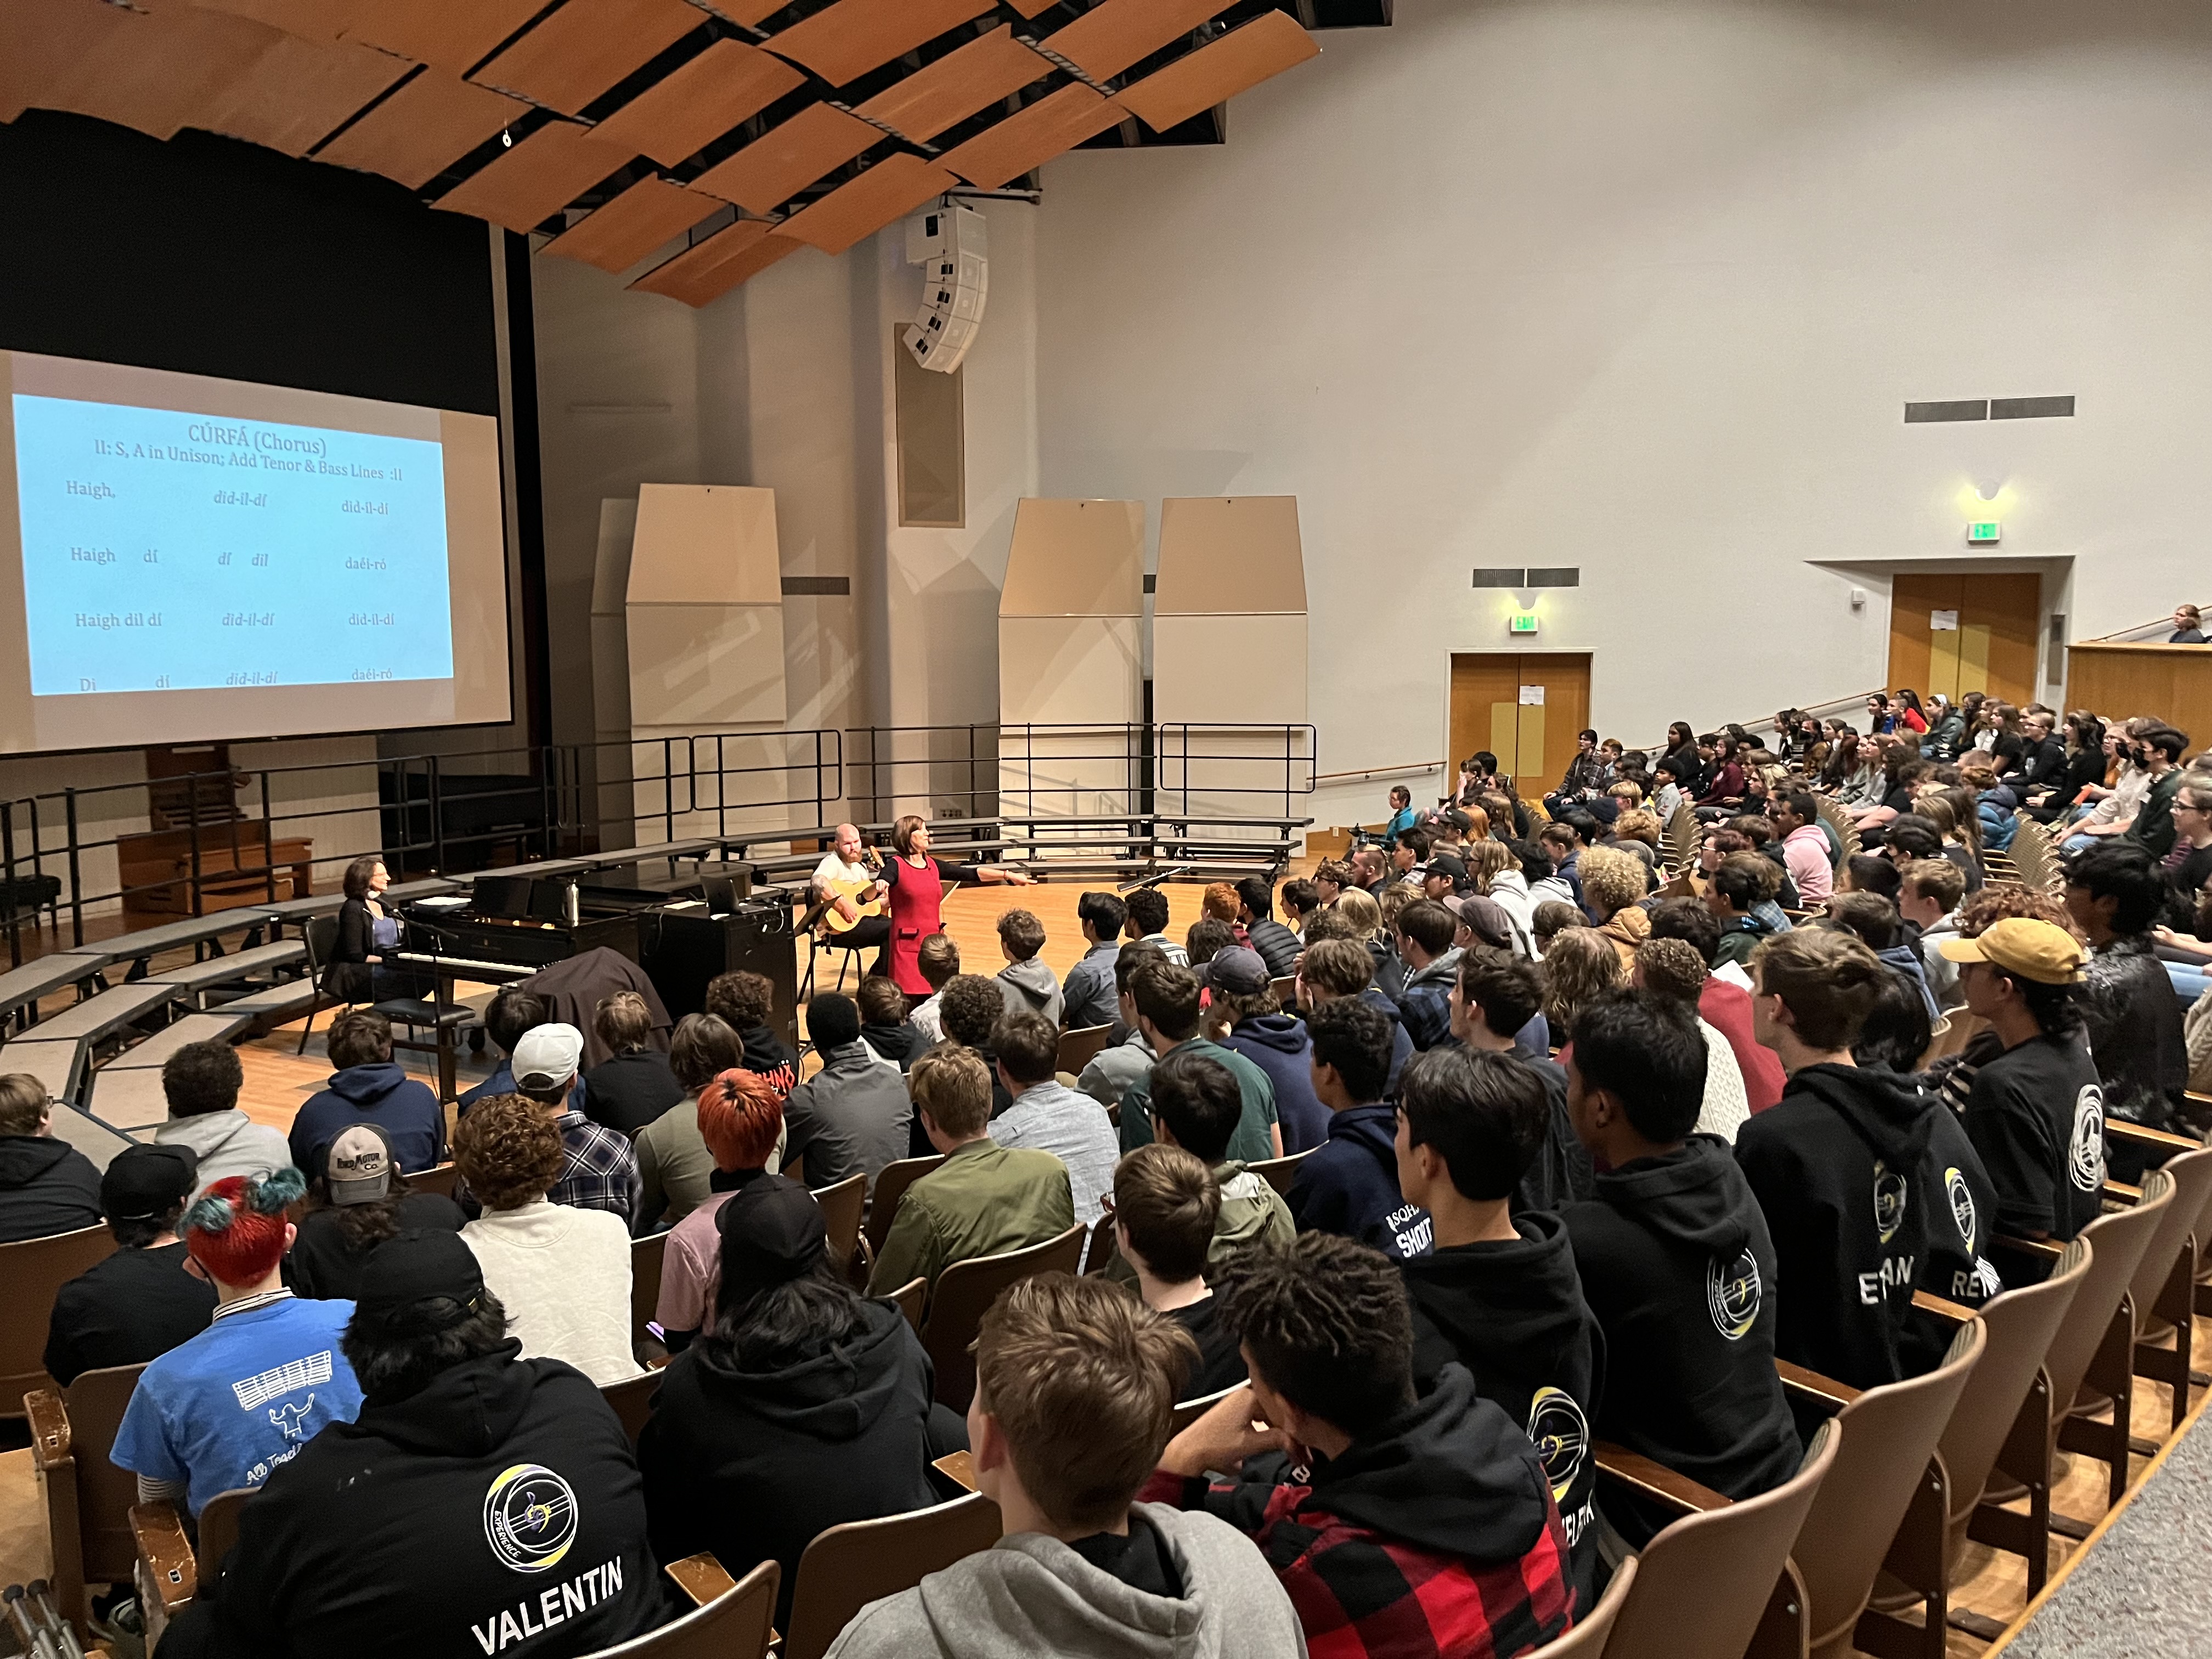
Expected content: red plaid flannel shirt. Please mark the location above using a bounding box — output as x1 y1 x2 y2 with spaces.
1139 1466 1574 1659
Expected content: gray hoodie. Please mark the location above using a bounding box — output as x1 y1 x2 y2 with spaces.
825 1504 1305 1659
154 1110 294 1198
998 958 1065 1027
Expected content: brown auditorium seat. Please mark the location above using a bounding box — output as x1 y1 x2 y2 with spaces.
885 1275 927 1332
1532 1553 1635 1657
919 1224 1085 1410
25 1361 148 1633
132 1484 256 1649
1245 1149 1311 1198
401 1162 461 1201
603 1368 663 1448
1082 1211 1120 1277
780 1493 1002 1659
1775 1319 1986 1659
1596 1418 1842 1659
1 1224 116 1419
1978 1171 2172 1594
2106 1133 2212 1437
1055 1024 1114 1078
592 1556 780 1658
809 1172 867 1278
1861 1243 2090 1649
865 1155 944 1254
632 1230 668 1353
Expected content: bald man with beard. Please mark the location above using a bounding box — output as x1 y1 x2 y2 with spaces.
811 822 891 964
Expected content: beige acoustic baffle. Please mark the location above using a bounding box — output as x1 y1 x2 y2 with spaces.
997 499 1145 831
1153 496 1310 830
624 484 788 840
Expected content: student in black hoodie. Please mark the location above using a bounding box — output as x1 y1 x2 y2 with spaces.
855 974 926 1071
160 1229 672 1659
1559 990 1801 1545
44 1144 216 1387
1285 997 1432 1260
1395 1044 1606 1612
1450 953 1594 1216
0 1073 103 1244
704 969 800 1101
1111 1143 1248 1398
1736 930 2001 1387
638 1176 958 1627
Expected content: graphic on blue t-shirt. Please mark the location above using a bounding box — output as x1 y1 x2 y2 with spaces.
110 1297 364 1515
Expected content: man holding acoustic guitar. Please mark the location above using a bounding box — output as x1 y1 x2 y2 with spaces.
811 822 893 968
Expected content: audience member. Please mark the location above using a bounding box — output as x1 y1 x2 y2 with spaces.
855 974 924 1071
580 991 684 1136
457 986 557 1115
1737 930 2000 1386
1646 897 1786 1109
1287 996 1431 1259
2064 842 2187 1146
867 1045 1075 1294
704 969 800 1100
289 1011 445 1175
1236 876 1301 977
2169 602 2206 644
111 1168 363 1516
159 1230 668 1659
1899 859 1968 1014
1822 890 1940 1022
995 907 1065 1026
1706 851 1785 968
990 1008 1119 1244
1124 885 1190 966
1395 897 1465 1050
653 1068 796 1352
1450 953 1594 1213
936 973 1019 1121
1148 1234 1573 1659
1186 915 1240 969
1111 1146 1248 1398
1767 789 1834 905
151 1039 289 1197
289 1123 464 1301
1852 956 1935 1075
635 1012 744 1232
1296 935 1414 1093
44 1144 215 1387
1558 991 1799 1544
1078 941 1168 1109
508 1024 642 1224
0 1072 103 1244
827 1274 1300 1659
1063 891 1128 1029
907 933 962 1045
1633 938 1751 1143
1279 877 1323 940
1382 782 1423 846
1118 963 1282 1162
1530 899 1587 955
642 1177 957 1629
1395 1044 1604 1609
1538 926 1622 1046
1579 845 1652 966
1205 948 1328 1153
2123 725 2187 856
456 1093 640 1381
783 992 914 1194
1938 919 2104 1246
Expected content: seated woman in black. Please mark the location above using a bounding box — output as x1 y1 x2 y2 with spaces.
324 855 428 1002
637 1178 963 1626
286 1124 465 1300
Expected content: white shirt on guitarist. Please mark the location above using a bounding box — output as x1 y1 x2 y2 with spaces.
811 853 883 922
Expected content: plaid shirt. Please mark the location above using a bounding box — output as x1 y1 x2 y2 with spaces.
1139 1459 1573 1659
549 1110 641 1224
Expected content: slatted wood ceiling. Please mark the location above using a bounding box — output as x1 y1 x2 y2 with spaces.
1 0 1326 306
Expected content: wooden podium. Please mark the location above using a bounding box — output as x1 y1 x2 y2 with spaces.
2066 642 2212 749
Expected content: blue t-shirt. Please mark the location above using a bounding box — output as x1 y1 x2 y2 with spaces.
111 1295 364 1516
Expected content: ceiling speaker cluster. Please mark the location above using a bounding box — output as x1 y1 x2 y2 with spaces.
902 201 989 374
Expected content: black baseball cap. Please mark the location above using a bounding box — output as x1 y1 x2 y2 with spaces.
1425 853 1470 893
355 1229 487 1332
101 1144 199 1222
716 1173 826 1287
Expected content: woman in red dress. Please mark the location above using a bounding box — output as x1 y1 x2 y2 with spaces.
877 814 1035 995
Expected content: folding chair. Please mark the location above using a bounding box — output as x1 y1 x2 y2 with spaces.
780 1494 1002 1659
1 1224 115 1420
920 1224 1085 1409
2090 1133 2212 1440
402 1162 460 1201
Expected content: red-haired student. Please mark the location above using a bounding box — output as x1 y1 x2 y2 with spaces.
110 1168 365 1516
653 1068 789 1352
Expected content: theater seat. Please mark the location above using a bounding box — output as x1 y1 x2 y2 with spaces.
25 1361 147 1635
920 1224 1085 1410
779 1493 1001 1659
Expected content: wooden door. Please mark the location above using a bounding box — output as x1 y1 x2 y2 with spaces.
1888 574 2041 707
1449 654 1593 791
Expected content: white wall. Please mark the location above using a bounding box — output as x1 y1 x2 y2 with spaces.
1031 0 2212 825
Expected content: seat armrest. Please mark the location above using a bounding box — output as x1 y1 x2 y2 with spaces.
933 1451 980 1493
1993 1235 2066 1266
2106 1119 2204 1154
1776 1360 1858 1412
24 1390 70 1469
665 1553 737 1609
1593 1443 1734 1515
1911 1290 1979 1326
2103 1180 2144 1205
132 1501 198 1618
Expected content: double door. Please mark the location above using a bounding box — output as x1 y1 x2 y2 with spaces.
1887 573 2041 707
1448 653 1593 792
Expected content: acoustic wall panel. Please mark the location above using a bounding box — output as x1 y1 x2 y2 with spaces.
1153 495 1306 614
999 618 1144 725
628 484 783 605
852 26 1050 144
1153 614 1306 724
999 498 1146 618
624 604 787 726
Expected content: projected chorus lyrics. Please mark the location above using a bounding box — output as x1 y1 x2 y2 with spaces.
13 395 453 697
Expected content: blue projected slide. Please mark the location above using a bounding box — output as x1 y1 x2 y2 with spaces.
12 394 453 696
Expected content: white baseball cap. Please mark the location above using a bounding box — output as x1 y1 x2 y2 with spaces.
511 1022 585 1092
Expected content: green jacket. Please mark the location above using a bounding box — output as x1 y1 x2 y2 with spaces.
2127 768 2185 859
866 1137 1074 1295
1102 1159 1295 1290
1118 1038 1279 1163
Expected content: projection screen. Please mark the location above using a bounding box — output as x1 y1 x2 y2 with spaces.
0 349 510 753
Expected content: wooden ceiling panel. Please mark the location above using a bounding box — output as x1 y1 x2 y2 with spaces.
851 25 1048 144
629 219 803 305
588 39 803 168
432 120 633 232
315 68 531 188
763 0 995 88
689 0 787 25
778 152 953 256
199 34 416 157
0 0 133 124
540 175 723 272
1116 12 1318 134
342 0 550 76
470 0 704 117
1043 0 1228 83
939 83 1125 191
188 0 375 42
26 2 276 143
687 103 875 215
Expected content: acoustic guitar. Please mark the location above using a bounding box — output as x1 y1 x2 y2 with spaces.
819 850 887 935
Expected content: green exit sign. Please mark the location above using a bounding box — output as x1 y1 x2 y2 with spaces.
1509 611 1540 634
1967 521 2001 545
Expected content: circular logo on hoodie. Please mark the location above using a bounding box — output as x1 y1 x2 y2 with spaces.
1945 1166 1978 1252
1873 1165 1908 1245
483 1463 579 1574
1526 1387 1590 1505
2068 1085 2106 1194
1707 1249 1762 1341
